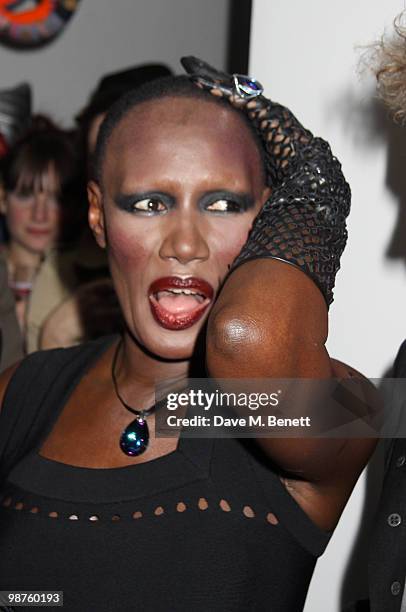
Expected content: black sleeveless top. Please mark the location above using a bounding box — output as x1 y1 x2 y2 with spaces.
0 337 330 611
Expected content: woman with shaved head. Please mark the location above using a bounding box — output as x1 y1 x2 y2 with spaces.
0 57 376 611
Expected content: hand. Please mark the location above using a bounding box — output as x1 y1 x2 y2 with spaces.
181 56 351 306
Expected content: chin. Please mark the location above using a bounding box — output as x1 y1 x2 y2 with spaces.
145 330 198 361
130 316 205 362
21 239 50 255
155 344 195 361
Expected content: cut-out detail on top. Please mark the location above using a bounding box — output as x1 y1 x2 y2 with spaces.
0 492 281 527
266 512 279 525
198 497 208 510
243 505 255 518
219 499 231 512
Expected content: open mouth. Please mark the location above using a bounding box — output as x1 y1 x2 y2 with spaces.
148 276 214 330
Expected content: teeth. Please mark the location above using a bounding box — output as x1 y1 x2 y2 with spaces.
168 288 203 297
154 288 207 304
171 288 192 294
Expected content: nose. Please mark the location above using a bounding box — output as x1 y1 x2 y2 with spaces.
31 192 49 224
159 213 210 266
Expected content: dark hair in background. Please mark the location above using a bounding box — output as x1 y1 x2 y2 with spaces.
76 64 173 135
94 75 267 185
0 115 86 245
76 63 173 179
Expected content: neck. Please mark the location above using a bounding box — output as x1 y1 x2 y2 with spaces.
117 332 201 399
7 241 42 272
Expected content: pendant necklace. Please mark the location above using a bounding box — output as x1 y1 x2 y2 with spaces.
112 339 166 457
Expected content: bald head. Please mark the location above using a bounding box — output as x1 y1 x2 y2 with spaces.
94 75 267 187
100 96 267 203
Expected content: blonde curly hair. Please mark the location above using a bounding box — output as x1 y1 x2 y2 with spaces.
367 11 406 123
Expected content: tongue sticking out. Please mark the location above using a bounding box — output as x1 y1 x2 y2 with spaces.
156 291 204 315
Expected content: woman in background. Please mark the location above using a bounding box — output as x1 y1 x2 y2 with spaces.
0 116 82 346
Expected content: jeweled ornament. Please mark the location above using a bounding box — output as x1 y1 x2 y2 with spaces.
112 338 171 458
120 416 149 457
233 74 264 99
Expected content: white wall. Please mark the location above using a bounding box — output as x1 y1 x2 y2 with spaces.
0 0 230 126
250 1 406 610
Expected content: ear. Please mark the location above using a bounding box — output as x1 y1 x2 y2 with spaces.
0 183 7 215
88 180 106 249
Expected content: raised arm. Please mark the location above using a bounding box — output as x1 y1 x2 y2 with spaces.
205 258 377 529
180 57 378 530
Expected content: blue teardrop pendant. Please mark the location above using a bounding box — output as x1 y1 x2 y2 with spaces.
120 416 149 456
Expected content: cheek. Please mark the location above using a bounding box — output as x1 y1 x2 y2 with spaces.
214 235 247 268
106 218 151 272
207 214 258 271
6 205 29 232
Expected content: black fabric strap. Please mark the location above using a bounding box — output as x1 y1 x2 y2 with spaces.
0 336 115 487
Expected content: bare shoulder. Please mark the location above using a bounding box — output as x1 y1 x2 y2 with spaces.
0 361 22 413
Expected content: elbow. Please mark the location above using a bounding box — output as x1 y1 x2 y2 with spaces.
206 304 330 378
208 306 265 352
206 306 269 376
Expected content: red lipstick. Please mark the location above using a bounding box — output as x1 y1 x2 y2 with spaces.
148 276 214 330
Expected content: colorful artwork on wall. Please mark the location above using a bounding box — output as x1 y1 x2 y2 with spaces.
0 0 81 48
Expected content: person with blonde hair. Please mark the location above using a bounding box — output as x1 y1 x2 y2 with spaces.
359 12 406 612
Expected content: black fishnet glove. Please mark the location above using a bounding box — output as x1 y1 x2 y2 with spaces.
181 56 351 306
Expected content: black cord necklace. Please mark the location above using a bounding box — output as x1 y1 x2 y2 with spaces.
112 338 165 457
